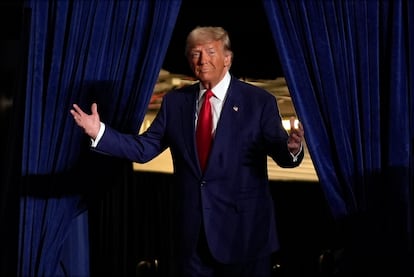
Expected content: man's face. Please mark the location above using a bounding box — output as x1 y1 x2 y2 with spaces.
188 40 231 88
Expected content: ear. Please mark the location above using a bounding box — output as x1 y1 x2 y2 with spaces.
224 54 231 67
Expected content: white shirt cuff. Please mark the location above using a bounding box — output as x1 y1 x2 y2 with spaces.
290 143 303 162
91 122 105 148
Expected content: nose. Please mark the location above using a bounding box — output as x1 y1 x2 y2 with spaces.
199 52 209 65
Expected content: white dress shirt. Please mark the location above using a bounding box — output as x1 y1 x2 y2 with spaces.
196 71 231 137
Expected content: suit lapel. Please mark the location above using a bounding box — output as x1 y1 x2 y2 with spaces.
206 80 242 171
180 78 243 174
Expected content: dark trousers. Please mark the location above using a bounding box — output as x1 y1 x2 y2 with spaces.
181 228 272 277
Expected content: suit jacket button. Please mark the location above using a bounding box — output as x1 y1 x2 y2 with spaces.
200 181 206 187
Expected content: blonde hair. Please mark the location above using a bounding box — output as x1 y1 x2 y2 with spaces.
185 26 233 60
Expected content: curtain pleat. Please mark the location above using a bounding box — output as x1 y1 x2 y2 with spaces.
263 0 414 274
19 0 181 276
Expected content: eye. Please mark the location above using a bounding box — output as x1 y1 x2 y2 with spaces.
190 51 201 59
207 49 216 56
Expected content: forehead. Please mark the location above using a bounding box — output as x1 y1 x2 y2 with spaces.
189 40 222 51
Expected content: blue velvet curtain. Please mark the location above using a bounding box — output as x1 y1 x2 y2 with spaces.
263 0 413 273
19 0 181 276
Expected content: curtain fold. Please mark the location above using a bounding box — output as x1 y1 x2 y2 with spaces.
263 0 413 274
19 0 181 276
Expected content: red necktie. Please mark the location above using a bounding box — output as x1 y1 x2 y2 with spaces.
196 89 214 172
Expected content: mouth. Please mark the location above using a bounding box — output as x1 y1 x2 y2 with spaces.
198 67 210 73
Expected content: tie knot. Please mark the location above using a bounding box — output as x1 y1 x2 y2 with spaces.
205 89 214 100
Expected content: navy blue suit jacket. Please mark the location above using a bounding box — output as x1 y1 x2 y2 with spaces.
94 76 304 264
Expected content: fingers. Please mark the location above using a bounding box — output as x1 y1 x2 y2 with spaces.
288 116 304 143
70 103 101 139
290 116 296 130
295 122 304 136
70 103 92 126
70 103 97 116
91 103 98 115
71 104 82 114
289 117 304 134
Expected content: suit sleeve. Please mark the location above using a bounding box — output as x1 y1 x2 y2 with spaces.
262 96 304 168
93 101 169 163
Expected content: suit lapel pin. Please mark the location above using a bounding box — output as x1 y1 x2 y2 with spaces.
233 106 239 112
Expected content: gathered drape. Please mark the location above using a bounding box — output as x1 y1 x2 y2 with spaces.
263 0 413 273
19 0 181 276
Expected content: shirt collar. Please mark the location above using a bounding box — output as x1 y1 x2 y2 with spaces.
198 71 231 102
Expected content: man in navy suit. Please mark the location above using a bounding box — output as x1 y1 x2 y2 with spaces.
71 26 304 277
